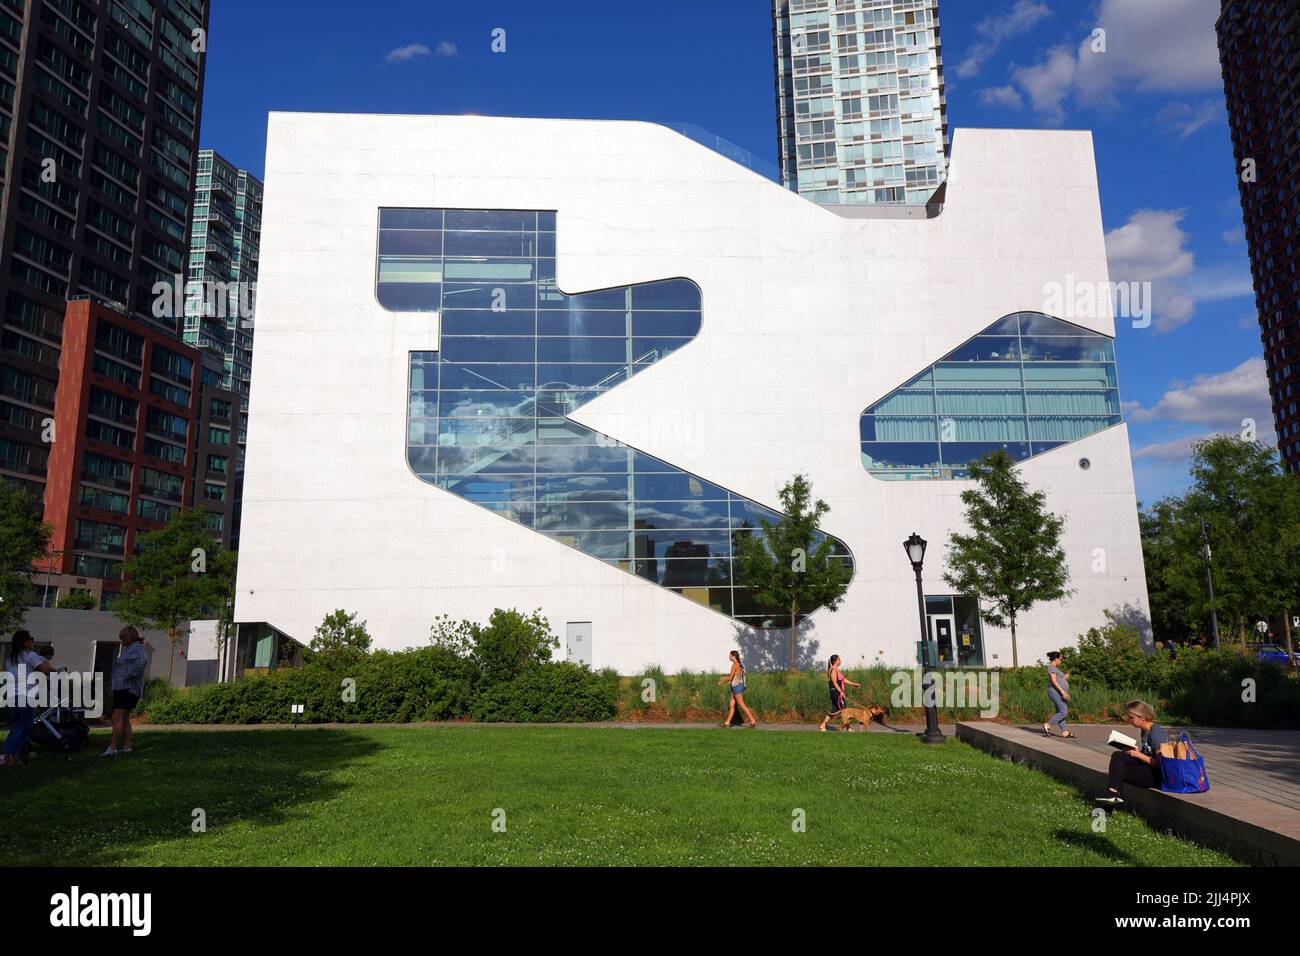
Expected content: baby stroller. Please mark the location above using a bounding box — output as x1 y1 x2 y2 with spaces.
25 669 91 755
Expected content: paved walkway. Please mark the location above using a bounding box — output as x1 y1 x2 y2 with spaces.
960 722 1300 865
1024 723 1300 812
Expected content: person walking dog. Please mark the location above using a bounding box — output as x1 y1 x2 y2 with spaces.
718 650 757 728
1044 651 1076 738
102 626 149 757
818 654 860 732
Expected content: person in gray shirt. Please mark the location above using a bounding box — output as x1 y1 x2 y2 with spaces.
103 626 149 757
1044 651 1077 738
1097 699 1171 805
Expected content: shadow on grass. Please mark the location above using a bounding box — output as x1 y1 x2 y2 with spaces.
1 729 384 865
1052 827 1140 865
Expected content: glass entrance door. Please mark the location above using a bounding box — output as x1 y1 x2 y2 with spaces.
928 613 957 665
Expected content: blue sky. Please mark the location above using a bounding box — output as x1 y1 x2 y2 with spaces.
200 0 1260 506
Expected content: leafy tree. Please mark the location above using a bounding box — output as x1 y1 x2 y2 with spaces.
0 482 51 634
1143 436 1300 648
307 609 373 666
1138 497 1197 644
55 589 97 610
732 474 852 672
114 509 236 683
942 449 1071 669
431 608 557 684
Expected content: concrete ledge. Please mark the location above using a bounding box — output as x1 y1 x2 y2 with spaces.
957 722 1300 866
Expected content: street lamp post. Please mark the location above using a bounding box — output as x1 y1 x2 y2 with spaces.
905 532 945 744
1198 517 1221 650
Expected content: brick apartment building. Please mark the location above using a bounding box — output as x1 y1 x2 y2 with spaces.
34 295 235 607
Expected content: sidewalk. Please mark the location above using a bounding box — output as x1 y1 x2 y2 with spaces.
957 722 1300 866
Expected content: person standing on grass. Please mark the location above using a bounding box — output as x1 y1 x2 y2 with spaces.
4 630 53 767
818 654 859 732
717 650 757 728
1096 700 1171 805
1044 651 1076 738
103 626 148 757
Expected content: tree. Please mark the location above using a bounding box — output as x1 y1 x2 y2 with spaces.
430 608 556 684
307 609 372 666
732 474 853 672
942 449 1071 669
1143 436 1300 649
114 509 236 682
0 482 51 635
55 589 97 610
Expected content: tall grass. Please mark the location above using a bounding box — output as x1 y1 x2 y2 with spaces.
619 664 1168 725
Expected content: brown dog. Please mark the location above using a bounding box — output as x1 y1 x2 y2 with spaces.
834 704 888 732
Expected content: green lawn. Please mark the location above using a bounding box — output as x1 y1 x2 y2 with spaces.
2 726 1235 866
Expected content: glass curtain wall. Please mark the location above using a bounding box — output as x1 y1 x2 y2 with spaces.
379 208 854 628
861 312 1122 480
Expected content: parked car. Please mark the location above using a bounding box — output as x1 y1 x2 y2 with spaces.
1246 643 1300 666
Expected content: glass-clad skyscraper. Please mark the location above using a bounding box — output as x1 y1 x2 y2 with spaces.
184 148 261 470
773 0 948 206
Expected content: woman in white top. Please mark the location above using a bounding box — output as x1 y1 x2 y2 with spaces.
4 630 53 767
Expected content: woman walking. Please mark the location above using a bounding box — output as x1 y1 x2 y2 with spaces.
1096 700 1171 805
103 626 149 757
4 630 53 767
717 650 757 728
818 654 860 732
1044 651 1076 738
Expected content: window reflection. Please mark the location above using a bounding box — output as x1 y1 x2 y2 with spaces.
386 208 854 623
862 312 1123 480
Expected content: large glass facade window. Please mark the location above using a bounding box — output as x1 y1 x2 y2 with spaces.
383 207 853 627
861 312 1122 480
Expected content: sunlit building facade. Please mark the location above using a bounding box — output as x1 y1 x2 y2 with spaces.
235 113 1148 674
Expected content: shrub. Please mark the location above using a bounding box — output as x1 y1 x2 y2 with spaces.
55 589 97 610
305 609 372 667
137 677 175 717
1058 615 1173 690
471 664 618 722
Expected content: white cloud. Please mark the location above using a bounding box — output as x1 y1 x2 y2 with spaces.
994 0 1222 123
384 43 432 64
977 84 1025 109
1129 358 1276 462
435 41 458 58
1132 434 1214 462
1009 44 1076 125
1129 355 1273 426
1105 209 1251 333
1155 99 1225 140
956 0 1052 79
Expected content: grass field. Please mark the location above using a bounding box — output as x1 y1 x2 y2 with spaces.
1 726 1235 866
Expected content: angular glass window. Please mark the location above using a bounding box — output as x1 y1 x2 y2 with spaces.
861 312 1122 480
382 207 854 625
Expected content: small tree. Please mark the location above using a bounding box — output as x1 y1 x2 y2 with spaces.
732 474 852 672
308 609 372 665
55 589 97 610
0 482 51 634
432 608 557 684
943 450 1071 668
114 509 236 682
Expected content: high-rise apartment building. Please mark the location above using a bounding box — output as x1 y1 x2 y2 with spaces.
37 296 235 607
1217 0 1300 473
773 0 948 207
0 0 210 504
183 148 260 474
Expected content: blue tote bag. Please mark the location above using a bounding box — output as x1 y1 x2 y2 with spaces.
1159 734 1210 794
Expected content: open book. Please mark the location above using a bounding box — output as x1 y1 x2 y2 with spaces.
1107 730 1139 751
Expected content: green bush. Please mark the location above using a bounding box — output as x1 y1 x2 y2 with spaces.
1164 648 1300 728
146 608 610 725
1058 616 1173 690
471 664 618 722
